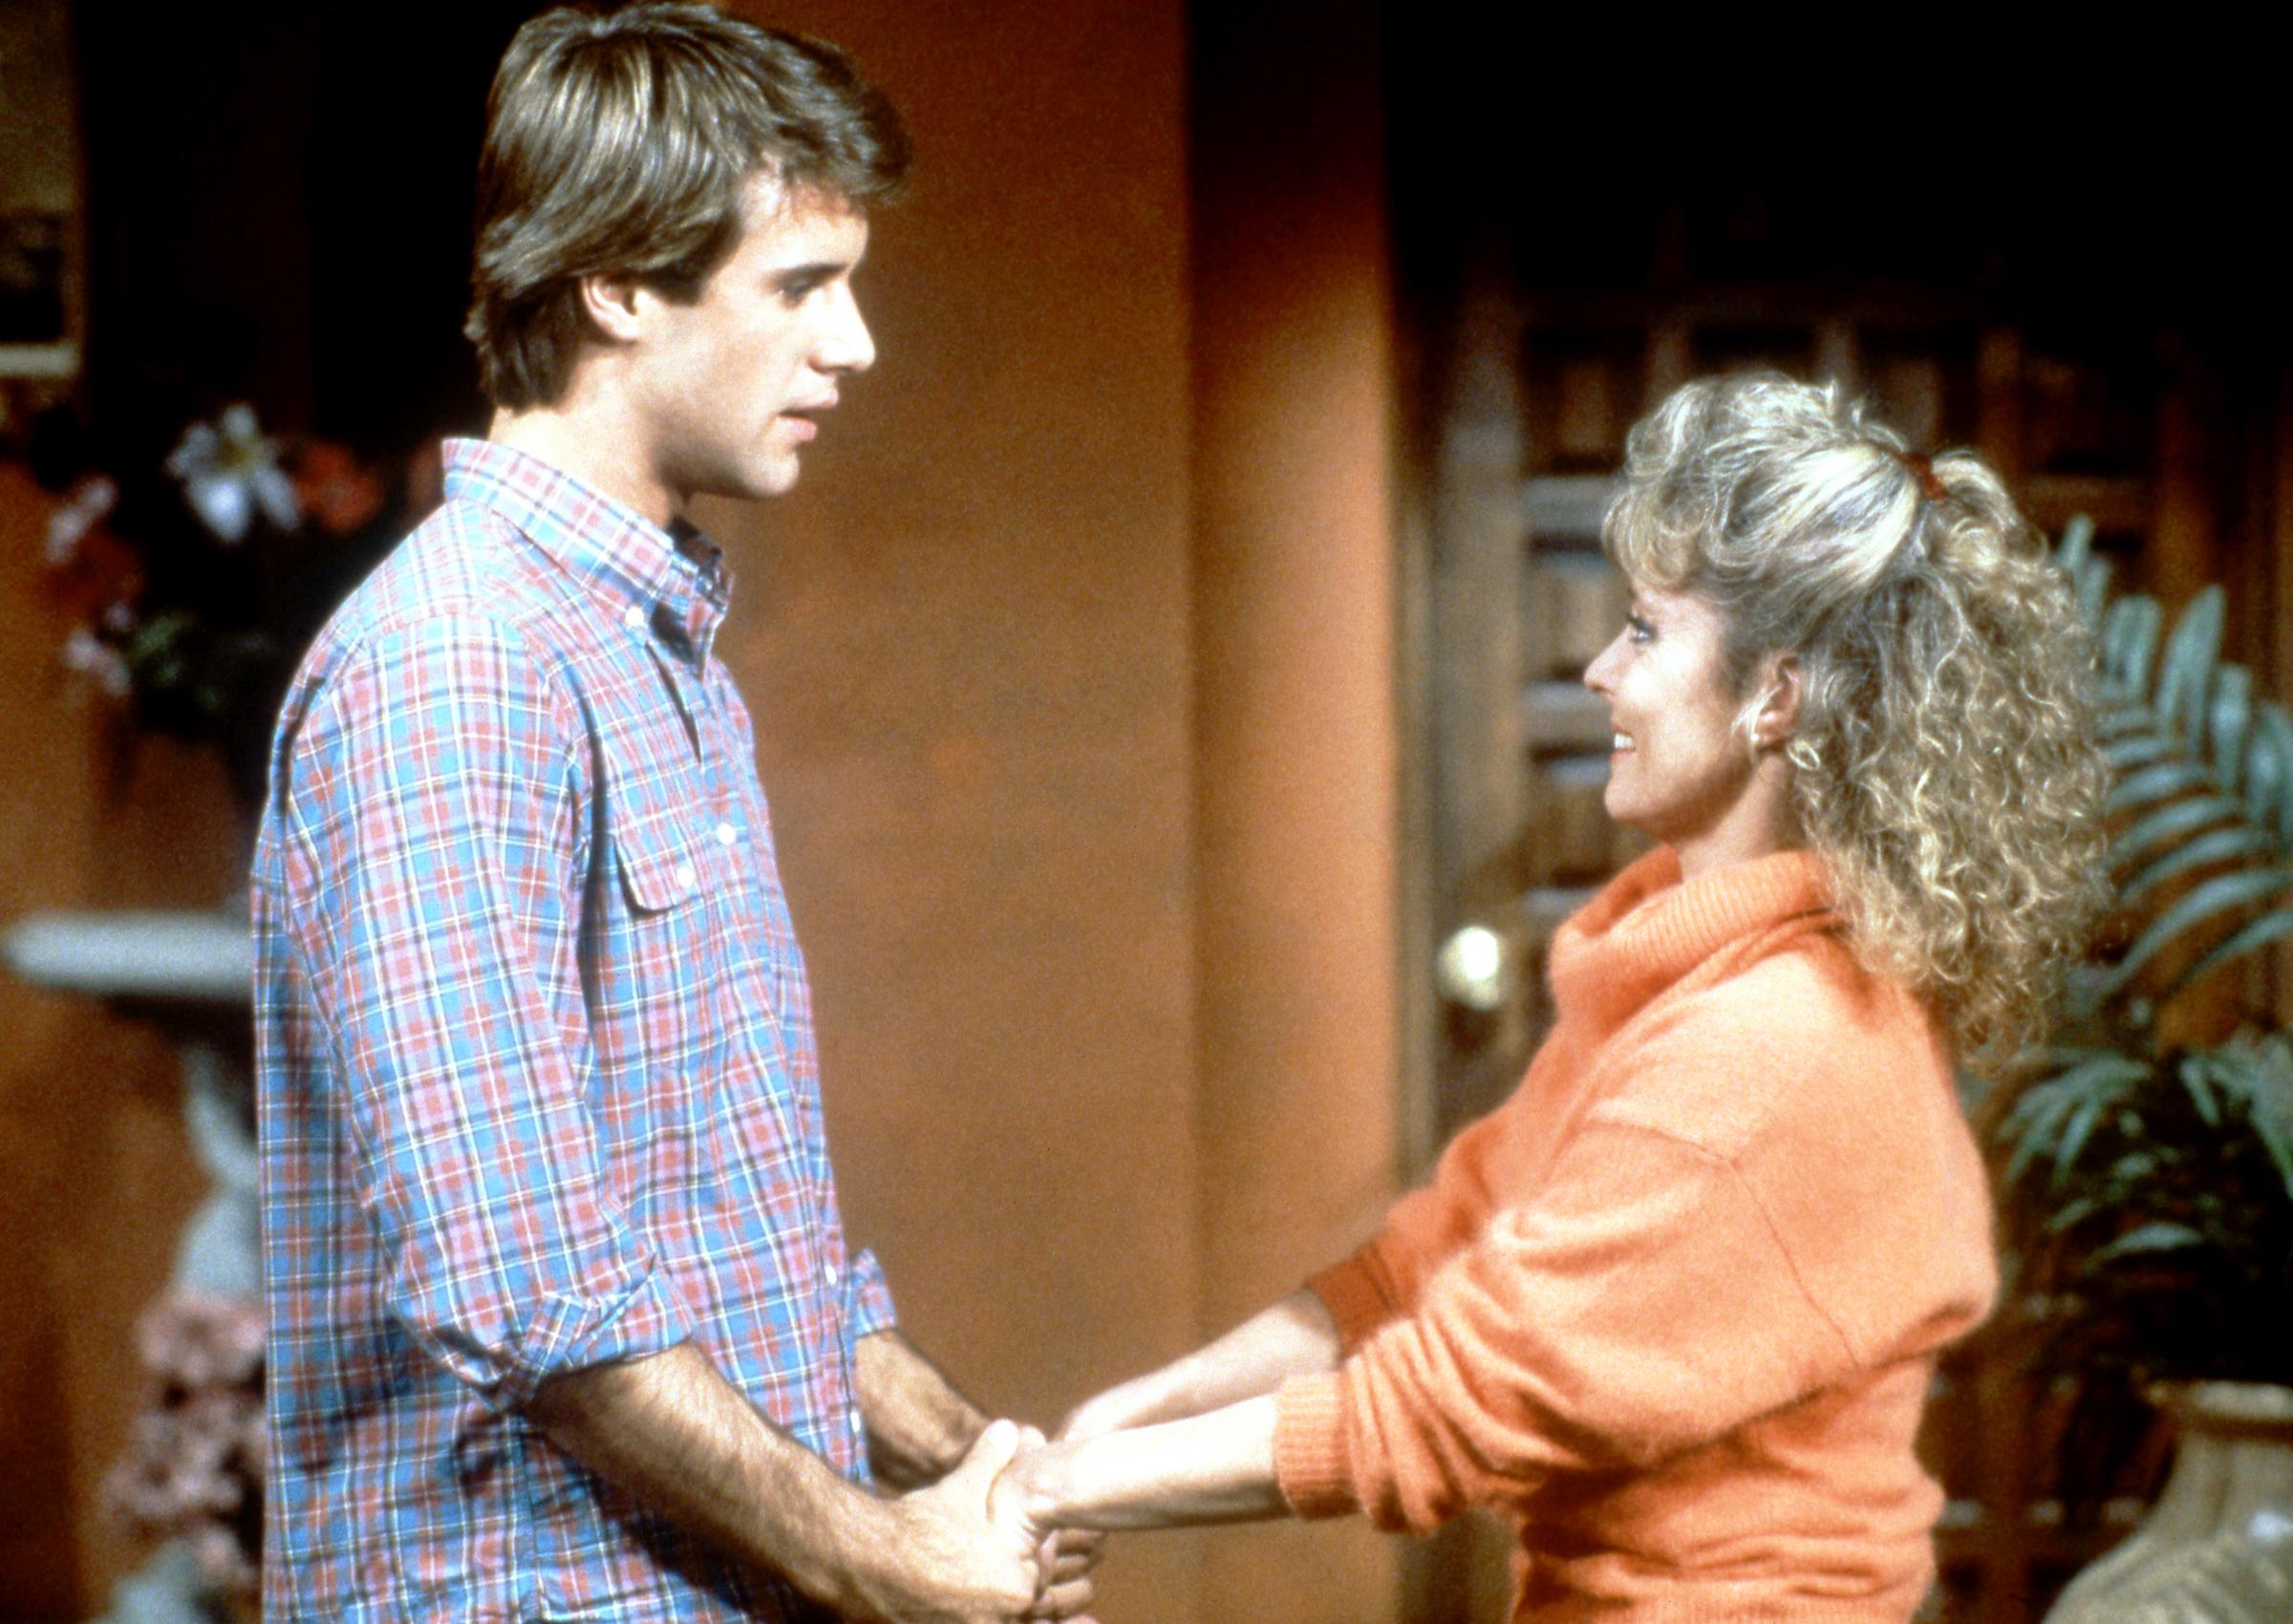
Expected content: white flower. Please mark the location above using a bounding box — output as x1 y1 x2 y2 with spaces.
43 473 119 566
165 403 298 544
62 626 132 696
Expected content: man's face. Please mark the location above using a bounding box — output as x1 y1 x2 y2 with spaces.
629 175 874 505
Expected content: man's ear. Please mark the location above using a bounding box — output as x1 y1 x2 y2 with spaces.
576 271 646 344
1752 652 1803 750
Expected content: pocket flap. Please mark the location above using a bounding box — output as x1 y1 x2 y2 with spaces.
603 737 706 913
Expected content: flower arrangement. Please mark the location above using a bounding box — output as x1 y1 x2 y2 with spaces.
37 401 418 807
103 1287 268 1613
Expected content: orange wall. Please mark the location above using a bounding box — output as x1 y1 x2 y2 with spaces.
710 3 1206 1614
1188 0 1404 1613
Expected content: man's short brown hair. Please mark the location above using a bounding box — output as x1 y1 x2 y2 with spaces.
464 2 910 411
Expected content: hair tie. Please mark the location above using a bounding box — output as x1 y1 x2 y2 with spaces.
1897 448 1948 503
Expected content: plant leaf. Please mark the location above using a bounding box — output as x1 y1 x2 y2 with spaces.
2157 908 2293 1006
2155 586 2225 743
2121 824 2280 908
2179 1052 2223 1127
2105 732 2182 774
2112 794 2244 872
2074 553 2115 634
2106 759 2216 817
2000 1052 2153 1186
2251 702 2293 851
2248 1095 2293 1199
2087 1220 2207 1266
2056 514 2095 580
2095 866 2293 1001
2098 702 2157 741
2100 593 2162 702
2208 665 2254 796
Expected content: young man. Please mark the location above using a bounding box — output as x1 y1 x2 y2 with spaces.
251 8 1091 1621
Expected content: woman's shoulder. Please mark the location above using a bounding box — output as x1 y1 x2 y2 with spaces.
1588 928 1953 1161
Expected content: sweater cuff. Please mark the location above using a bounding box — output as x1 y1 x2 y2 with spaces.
1306 1254 1398 1353
1272 1372 1358 1519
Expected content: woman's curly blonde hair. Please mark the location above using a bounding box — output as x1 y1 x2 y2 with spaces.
1604 374 2110 1066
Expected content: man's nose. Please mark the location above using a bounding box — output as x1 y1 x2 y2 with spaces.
819 286 874 374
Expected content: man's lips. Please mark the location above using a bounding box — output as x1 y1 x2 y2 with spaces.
780 400 836 441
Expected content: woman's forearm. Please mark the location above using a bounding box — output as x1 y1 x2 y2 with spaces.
1010 1396 1289 1530
1059 1290 1340 1441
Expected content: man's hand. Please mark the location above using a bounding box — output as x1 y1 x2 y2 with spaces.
857 1329 991 1490
525 1347 1061 1624
841 1420 1049 1624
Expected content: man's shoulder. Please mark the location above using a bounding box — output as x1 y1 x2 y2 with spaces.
297 497 598 693
331 497 572 640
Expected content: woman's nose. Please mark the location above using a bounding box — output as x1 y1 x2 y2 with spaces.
1584 632 1622 695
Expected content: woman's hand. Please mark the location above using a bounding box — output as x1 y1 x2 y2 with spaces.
989 1441 1103 1621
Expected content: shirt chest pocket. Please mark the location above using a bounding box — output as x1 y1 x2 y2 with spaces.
602 735 714 917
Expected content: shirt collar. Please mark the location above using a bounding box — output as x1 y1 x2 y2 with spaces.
439 438 731 661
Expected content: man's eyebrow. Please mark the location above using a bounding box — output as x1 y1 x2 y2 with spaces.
768 257 858 285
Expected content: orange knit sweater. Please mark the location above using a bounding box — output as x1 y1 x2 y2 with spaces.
1273 848 1996 1622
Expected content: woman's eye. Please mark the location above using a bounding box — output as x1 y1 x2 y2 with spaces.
1625 614 1655 646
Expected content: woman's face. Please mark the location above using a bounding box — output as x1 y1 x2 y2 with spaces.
1583 584 1794 875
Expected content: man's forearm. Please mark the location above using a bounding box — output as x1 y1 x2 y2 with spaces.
524 1340 890 1613
856 1328 989 1487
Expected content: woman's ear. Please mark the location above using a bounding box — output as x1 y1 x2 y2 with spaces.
1752 653 1803 750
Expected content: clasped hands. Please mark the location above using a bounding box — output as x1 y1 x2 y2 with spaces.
871 1416 1100 1624
872 1350 1287 1624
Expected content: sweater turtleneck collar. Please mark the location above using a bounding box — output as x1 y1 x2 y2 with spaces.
1549 847 1836 1037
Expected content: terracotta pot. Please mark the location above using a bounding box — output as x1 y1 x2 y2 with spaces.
2045 1381 2293 1623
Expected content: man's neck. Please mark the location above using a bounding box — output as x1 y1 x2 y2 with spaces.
489 400 679 531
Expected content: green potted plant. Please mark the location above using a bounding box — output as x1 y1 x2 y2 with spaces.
1988 519 2293 1621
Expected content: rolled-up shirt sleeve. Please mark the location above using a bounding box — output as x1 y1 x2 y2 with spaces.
275 613 694 1411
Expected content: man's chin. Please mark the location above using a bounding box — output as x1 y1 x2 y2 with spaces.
689 455 803 506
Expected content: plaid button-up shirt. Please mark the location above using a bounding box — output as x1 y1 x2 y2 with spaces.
253 438 894 1623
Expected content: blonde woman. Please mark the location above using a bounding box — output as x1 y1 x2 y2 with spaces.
995 374 2109 1620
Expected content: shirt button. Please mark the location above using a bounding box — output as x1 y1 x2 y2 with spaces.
716 822 739 846
623 605 645 630
674 861 697 889
822 1262 839 1289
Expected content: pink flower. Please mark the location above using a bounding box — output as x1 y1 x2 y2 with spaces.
107 1286 266 1590
136 1288 264 1389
